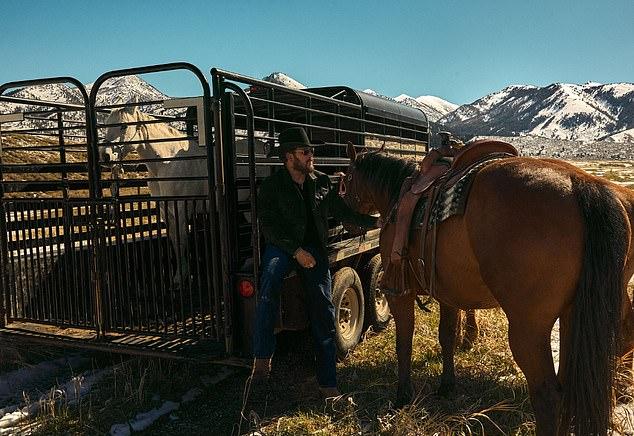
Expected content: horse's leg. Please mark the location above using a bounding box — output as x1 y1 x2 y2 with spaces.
387 292 416 406
461 309 479 350
438 303 459 395
508 319 560 436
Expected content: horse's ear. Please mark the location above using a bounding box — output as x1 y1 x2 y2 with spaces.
346 141 357 161
123 103 136 115
122 96 140 114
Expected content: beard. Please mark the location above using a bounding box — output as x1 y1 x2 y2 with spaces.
292 157 314 175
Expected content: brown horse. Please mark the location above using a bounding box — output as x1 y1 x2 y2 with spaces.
341 142 634 436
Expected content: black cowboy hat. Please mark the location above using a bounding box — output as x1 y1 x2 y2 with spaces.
277 127 314 156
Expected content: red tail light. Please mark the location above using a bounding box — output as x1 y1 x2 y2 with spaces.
237 279 255 298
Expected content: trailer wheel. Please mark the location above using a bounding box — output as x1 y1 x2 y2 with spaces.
332 267 365 358
362 254 391 331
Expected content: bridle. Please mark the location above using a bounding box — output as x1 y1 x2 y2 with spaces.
339 166 370 217
103 118 150 197
339 143 388 213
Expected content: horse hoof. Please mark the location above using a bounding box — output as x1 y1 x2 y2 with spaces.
394 395 410 409
436 381 455 397
395 385 414 408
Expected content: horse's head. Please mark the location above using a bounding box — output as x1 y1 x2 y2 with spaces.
340 142 418 219
100 105 144 164
339 142 378 216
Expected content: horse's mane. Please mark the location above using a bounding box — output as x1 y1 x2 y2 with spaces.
131 108 182 138
106 107 182 138
354 152 418 201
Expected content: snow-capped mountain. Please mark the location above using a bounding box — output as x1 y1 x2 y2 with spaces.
0 76 173 132
362 89 457 122
3 71 633 157
4 82 85 105
607 128 634 142
86 75 168 106
394 94 458 122
262 72 306 90
0 83 87 132
441 82 634 142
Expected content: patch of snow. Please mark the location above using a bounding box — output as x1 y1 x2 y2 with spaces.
261 72 306 90
598 83 634 99
415 95 458 112
607 128 634 142
108 366 233 435
394 94 413 101
181 387 202 403
0 367 110 434
111 400 180 435
0 355 88 407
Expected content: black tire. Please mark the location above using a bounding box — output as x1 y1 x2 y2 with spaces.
332 267 365 358
362 254 391 331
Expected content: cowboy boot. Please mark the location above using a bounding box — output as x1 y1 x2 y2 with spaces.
319 386 342 399
251 357 272 381
243 358 273 424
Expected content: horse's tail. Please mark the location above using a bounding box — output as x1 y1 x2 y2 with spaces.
560 177 628 435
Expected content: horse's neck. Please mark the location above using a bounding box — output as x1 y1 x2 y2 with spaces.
366 179 396 217
137 121 202 176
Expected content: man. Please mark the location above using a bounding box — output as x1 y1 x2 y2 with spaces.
252 127 377 399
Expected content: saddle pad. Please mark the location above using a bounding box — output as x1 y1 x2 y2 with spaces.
413 157 507 228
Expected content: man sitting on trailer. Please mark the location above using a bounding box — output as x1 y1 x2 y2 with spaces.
251 127 378 401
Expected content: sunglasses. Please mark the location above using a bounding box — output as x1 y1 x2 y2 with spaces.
293 147 314 156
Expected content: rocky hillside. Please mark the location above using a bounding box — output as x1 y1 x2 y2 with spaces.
442 82 634 142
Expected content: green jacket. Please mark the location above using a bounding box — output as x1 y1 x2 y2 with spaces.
257 167 378 257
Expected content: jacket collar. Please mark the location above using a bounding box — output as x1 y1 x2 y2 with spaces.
280 167 317 199
280 166 317 185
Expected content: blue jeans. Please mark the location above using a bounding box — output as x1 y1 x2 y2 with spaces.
253 244 336 388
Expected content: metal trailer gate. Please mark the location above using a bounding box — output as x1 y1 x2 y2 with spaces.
0 77 97 333
0 62 430 359
0 64 227 358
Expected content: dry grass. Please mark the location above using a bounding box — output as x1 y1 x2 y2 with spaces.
4 156 634 434
572 160 634 186
16 305 536 435
257 305 535 436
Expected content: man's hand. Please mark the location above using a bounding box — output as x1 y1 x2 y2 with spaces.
294 248 317 268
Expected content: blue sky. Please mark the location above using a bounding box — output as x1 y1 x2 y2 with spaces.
1 0 632 104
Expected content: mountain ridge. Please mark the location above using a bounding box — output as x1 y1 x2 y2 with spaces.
442 82 634 142
1 72 633 158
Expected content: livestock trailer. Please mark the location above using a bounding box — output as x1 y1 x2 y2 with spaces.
0 63 429 361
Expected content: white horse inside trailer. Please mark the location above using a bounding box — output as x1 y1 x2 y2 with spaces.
100 106 259 287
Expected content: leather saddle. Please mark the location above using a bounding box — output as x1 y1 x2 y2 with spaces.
383 139 518 294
